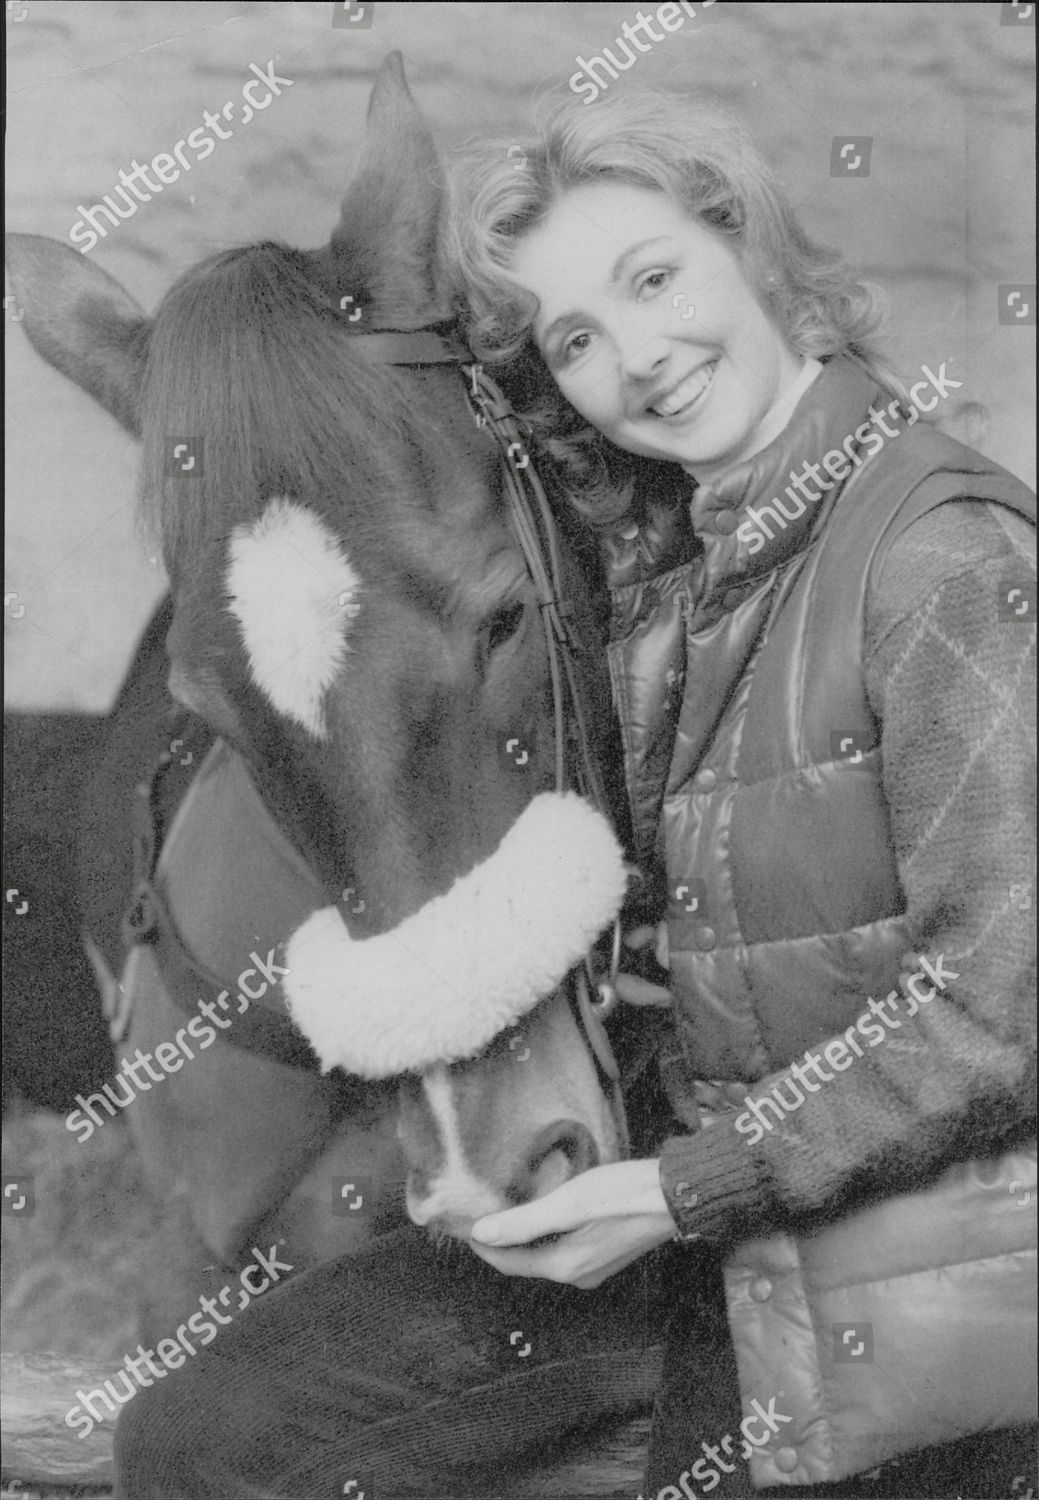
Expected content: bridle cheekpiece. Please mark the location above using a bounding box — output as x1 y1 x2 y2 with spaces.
340 317 630 1034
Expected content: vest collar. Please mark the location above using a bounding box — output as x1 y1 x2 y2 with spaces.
686 356 889 597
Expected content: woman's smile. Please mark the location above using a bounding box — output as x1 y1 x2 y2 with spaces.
645 358 717 419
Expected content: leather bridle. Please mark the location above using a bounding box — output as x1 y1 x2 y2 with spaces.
345 321 631 1127
123 318 634 1125
339 324 607 800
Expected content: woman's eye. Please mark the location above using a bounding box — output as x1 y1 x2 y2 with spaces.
637 268 673 298
560 330 592 361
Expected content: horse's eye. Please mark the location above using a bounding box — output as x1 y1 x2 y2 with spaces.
486 601 525 652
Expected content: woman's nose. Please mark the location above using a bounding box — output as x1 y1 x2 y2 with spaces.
618 332 670 385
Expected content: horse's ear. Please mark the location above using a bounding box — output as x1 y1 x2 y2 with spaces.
323 51 450 324
5 233 149 437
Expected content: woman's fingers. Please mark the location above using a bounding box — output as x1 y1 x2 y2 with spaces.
614 972 673 1007
624 924 657 948
472 1196 568 1246
623 922 670 969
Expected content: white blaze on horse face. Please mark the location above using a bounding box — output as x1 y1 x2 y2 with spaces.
226 498 361 738
400 998 624 1236
404 1064 502 1230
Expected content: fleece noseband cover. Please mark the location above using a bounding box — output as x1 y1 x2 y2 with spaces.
283 791 628 1078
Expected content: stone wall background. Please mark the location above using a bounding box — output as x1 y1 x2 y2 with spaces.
5 0 1035 709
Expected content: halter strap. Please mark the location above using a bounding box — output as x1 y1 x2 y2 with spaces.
337 326 473 365
462 363 611 816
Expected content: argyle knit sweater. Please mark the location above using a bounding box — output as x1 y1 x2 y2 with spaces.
659 498 1038 1244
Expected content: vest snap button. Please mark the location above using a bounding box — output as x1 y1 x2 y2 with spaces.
697 927 717 951
713 509 739 536
750 1276 772 1302
694 768 717 793
775 1447 799 1474
619 522 639 542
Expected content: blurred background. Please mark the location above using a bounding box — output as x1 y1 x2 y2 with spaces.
4 0 1036 712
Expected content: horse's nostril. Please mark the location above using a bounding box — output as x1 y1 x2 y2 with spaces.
507 1120 599 1206
535 1122 596 1173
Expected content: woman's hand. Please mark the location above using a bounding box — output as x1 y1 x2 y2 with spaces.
469 1158 675 1289
613 922 673 1008
468 923 677 1289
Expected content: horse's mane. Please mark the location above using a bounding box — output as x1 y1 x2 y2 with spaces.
137 241 430 577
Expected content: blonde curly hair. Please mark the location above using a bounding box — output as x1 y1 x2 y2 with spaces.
446 88 904 527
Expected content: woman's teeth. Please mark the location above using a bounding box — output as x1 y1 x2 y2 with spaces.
650 362 716 417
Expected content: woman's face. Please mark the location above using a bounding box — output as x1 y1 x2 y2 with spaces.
510 181 805 476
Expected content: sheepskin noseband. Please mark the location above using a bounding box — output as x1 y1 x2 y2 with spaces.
283 791 628 1078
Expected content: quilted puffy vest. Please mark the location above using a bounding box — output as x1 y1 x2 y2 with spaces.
602 357 1037 1485
605 358 1034 1083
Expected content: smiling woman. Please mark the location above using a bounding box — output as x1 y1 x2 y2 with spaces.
508 186 807 479
447 89 904 529
446 79 1036 1499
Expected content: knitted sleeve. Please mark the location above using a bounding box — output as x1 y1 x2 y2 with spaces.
659 500 1037 1245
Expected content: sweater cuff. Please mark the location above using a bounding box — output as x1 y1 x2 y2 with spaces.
659 1120 775 1247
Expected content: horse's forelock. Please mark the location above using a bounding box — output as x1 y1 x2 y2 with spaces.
137 241 420 580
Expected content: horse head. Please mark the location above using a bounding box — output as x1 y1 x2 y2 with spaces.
5 52 631 1244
